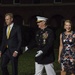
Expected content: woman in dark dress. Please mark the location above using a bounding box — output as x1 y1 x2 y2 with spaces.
58 20 75 75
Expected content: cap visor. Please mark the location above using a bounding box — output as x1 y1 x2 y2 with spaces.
36 20 43 23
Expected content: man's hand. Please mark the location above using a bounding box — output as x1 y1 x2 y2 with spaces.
23 46 28 53
35 50 43 57
0 51 2 57
13 51 18 57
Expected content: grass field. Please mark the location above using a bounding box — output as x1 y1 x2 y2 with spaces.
0 49 61 75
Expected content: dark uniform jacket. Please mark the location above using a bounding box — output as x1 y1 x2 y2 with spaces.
0 24 22 55
28 27 55 64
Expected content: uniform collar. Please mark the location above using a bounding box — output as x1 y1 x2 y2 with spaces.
41 26 47 31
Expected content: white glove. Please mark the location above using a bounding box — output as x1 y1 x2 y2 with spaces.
35 50 43 57
23 46 28 53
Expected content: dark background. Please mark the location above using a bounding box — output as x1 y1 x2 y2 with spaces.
0 0 75 48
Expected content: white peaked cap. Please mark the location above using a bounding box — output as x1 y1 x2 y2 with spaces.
36 16 48 22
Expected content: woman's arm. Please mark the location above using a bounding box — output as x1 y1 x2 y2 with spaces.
58 33 63 63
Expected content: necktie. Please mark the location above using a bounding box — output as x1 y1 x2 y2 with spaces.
7 26 11 39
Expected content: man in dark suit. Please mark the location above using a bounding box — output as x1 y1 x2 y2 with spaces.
0 13 22 75
24 16 56 75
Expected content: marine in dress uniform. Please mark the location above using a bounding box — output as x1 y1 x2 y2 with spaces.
24 16 56 75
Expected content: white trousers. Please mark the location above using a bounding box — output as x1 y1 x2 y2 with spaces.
34 62 56 75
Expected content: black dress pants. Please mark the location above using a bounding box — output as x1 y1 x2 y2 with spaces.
1 49 18 75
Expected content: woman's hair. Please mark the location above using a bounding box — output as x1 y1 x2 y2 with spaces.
64 20 72 25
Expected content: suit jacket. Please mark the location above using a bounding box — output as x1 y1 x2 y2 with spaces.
0 24 22 55
28 27 55 64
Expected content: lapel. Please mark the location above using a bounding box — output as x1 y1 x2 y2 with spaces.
5 26 7 39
